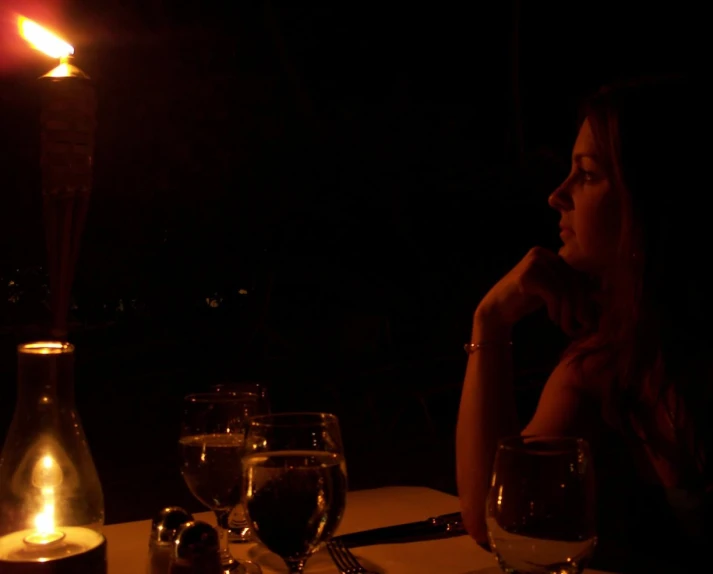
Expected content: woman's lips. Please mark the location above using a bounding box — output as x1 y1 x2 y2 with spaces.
559 227 573 237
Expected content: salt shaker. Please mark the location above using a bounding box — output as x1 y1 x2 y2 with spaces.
147 507 194 574
169 521 222 574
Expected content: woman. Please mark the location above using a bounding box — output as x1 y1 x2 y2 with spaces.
456 76 711 570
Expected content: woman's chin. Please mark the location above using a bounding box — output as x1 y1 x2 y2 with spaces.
559 246 600 276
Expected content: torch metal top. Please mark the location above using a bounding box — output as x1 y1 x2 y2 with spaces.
41 55 91 81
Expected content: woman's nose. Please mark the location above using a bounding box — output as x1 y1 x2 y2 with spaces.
548 178 573 211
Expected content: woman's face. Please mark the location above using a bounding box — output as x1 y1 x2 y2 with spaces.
549 118 623 276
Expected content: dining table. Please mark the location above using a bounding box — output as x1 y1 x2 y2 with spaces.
104 485 613 573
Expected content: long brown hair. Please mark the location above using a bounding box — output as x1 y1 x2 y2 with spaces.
572 76 712 485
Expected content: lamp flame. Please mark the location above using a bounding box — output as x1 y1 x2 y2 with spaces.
34 500 56 535
18 16 74 59
24 454 65 546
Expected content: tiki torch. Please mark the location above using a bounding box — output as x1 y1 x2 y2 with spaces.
18 16 97 336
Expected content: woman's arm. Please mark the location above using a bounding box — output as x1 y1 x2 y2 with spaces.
456 311 518 544
457 324 593 544
456 248 595 543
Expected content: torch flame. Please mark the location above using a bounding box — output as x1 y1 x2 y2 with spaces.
18 16 74 59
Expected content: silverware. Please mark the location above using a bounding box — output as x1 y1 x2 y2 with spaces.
334 511 465 548
326 538 379 574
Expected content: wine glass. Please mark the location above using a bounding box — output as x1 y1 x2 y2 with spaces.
242 413 348 574
179 393 262 574
486 436 597 574
210 384 271 544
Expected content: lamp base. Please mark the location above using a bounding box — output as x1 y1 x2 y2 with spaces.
0 536 106 574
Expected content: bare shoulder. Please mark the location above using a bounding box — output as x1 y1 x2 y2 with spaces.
558 338 617 399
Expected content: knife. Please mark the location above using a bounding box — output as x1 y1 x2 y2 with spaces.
333 511 466 548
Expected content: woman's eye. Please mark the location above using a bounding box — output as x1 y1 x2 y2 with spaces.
578 169 596 182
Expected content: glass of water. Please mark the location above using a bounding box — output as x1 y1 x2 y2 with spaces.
242 413 348 573
486 436 597 574
179 393 262 573
211 383 270 543
212 382 271 414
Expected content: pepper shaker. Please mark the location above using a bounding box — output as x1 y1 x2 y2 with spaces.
147 507 194 574
169 521 222 574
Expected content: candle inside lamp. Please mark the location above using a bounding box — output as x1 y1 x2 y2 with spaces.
0 343 106 573
0 451 105 566
0 452 104 561
24 454 64 545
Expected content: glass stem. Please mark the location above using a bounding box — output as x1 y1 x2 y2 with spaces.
215 510 232 560
284 558 306 573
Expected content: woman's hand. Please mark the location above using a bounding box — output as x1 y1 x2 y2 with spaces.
476 247 596 337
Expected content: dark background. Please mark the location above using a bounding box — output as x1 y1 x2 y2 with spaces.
0 1 703 522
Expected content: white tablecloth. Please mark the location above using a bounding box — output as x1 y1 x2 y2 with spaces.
104 486 612 574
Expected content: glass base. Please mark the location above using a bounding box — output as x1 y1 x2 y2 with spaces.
228 525 254 543
220 551 262 574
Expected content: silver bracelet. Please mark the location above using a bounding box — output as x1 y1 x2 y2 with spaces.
464 341 513 354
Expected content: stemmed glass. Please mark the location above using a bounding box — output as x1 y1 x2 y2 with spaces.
486 436 597 574
242 413 348 574
179 393 262 574
210 384 271 544
211 382 271 414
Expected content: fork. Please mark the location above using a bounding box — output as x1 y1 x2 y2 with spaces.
326 538 379 574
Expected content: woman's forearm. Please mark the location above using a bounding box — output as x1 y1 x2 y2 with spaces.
456 311 519 544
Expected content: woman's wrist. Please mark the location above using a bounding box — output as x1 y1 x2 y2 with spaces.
472 305 513 344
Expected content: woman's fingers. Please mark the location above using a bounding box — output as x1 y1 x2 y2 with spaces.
528 274 564 328
528 253 588 336
477 246 597 335
541 287 562 326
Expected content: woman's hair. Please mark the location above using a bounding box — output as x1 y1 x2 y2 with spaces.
574 76 712 485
